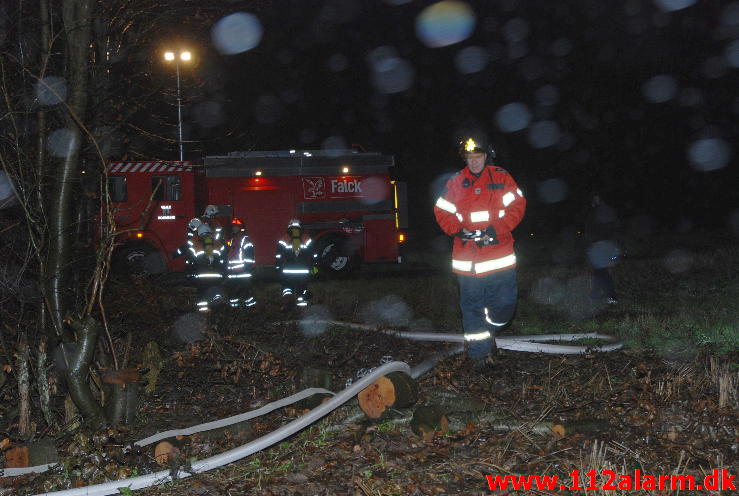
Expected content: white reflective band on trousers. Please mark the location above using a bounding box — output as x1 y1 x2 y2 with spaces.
452 254 516 274
282 269 310 274
464 330 491 341
195 273 223 279
21 362 411 496
227 273 252 278
484 307 508 327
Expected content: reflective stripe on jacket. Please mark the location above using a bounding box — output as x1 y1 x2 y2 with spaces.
434 164 526 276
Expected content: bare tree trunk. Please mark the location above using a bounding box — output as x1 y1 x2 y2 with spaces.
44 0 93 336
17 340 32 437
66 316 107 429
36 337 56 429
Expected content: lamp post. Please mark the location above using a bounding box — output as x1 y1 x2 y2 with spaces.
163 50 192 161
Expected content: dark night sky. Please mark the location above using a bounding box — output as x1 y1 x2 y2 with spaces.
145 0 739 239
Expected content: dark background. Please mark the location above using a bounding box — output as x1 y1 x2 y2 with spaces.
127 0 738 242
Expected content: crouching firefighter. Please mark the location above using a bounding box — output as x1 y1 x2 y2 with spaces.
433 136 526 369
226 218 256 308
189 222 228 313
275 218 318 308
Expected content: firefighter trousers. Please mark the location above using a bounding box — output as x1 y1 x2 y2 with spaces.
458 268 518 358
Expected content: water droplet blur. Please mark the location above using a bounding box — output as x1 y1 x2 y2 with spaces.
300 305 333 337
47 128 78 158
653 0 698 13
254 94 283 124
725 40 739 68
687 137 731 172
322 135 348 152
454 46 489 74
535 85 560 106
36 76 67 106
663 249 693 273
359 176 388 205
416 1 476 48
0 171 16 209
537 178 568 203
532 277 565 305
642 74 678 103
360 294 412 326
327 53 349 72
369 50 414 94
212 12 263 55
551 38 573 57
728 209 739 236
195 101 225 128
495 102 532 132
722 2 739 26
587 240 619 269
502 18 530 43
528 120 561 148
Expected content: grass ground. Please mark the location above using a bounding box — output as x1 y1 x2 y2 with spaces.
4 229 737 495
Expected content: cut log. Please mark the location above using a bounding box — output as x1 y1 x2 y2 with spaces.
3 438 58 468
550 419 611 438
101 368 140 385
358 372 418 419
411 405 449 440
154 439 185 465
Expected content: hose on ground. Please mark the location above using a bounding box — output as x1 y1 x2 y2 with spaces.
11 321 623 493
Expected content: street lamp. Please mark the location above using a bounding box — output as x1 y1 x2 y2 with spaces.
163 50 192 161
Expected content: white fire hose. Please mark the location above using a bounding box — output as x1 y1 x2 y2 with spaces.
9 323 622 495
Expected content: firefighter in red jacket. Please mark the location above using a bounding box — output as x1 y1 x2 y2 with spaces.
226 219 256 308
433 137 526 368
275 218 318 308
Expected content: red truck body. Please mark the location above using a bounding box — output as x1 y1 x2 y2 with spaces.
105 150 406 275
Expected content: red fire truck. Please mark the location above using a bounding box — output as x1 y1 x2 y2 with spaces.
105 149 407 276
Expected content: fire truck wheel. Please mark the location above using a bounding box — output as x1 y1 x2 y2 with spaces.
113 243 165 278
316 235 358 277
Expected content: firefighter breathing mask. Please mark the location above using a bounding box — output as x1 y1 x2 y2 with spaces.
188 218 202 231
204 204 219 218
287 219 302 252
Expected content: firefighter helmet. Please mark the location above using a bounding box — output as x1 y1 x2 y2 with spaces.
287 218 302 237
459 136 496 159
204 204 219 217
188 218 202 231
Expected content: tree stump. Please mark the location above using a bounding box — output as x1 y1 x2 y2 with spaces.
296 367 334 410
357 372 418 419
411 405 449 440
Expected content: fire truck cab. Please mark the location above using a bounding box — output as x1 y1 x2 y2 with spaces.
106 149 407 277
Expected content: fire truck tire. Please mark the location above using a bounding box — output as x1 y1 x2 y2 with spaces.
316 235 358 277
113 243 166 278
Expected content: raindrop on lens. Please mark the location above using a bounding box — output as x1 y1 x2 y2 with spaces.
36 76 67 106
528 120 561 148
653 0 698 12
663 249 693 273
416 1 476 48
725 40 739 68
47 128 78 158
642 75 678 103
687 138 731 172
537 178 568 203
454 46 489 74
495 102 532 132
212 12 263 55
